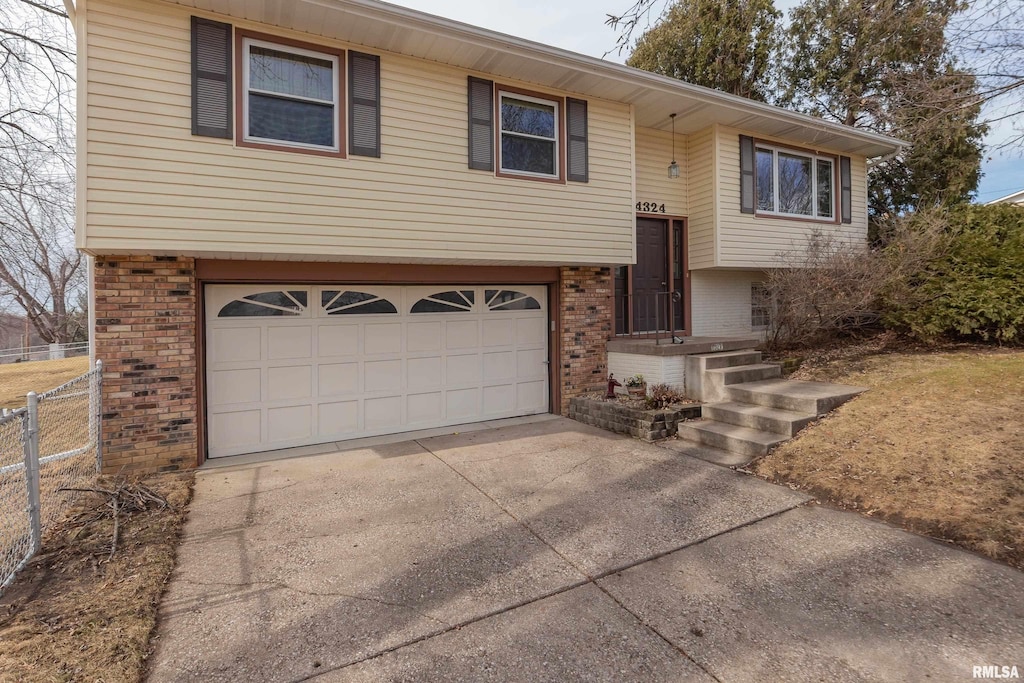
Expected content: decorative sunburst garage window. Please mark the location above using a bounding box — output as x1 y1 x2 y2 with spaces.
485 290 541 311
411 290 475 313
321 290 398 315
218 291 308 317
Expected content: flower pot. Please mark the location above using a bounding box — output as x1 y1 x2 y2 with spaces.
627 384 647 397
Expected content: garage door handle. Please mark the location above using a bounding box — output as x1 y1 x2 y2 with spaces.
542 360 550 365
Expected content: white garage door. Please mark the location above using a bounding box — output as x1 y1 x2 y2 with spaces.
205 284 549 458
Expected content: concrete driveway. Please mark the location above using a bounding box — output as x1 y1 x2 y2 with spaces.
148 417 1024 682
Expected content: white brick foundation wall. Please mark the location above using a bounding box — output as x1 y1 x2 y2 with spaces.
690 269 767 337
608 351 687 393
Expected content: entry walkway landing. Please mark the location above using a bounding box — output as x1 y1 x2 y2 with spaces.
148 418 1024 682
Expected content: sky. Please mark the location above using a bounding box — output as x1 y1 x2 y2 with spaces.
389 0 1023 203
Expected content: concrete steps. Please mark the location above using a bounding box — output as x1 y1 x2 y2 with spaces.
676 420 788 459
673 350 867 464
726 379 866 415
702 401 817 438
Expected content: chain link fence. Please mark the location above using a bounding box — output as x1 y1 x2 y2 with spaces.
0 360 102 592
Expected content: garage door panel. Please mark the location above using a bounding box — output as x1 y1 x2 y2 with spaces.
319 362 359 396
268 326 312 360
318 400 358 435
483 351 515 381
406 322 442 352
364 323 402 354
481 319 514 347
516 348 547 378
483 384 515 414
445 320 479 349
516 317 547 345
446 354 481 385
407 392 443 424
518 380 547 411
407 356 442 389
268 405 313 443
211 368 261 405
268 365 312 401
211 327 261 364
446 388 480 420
365 395 402 429
210 410 261 451
206 283 548 458
318 325 359 357
365 359 403 393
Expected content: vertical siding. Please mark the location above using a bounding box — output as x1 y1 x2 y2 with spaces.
685 127 716 269
82 0 635 264
689 269 765 336
634 126 688 217
715 125 869 268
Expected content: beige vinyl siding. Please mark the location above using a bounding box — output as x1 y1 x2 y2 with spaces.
634 127 688 218
82 0 635 265
714 125 869 269
685 127 716 269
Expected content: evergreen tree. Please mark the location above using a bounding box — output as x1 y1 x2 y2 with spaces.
781 0 986 217
626 0 781 101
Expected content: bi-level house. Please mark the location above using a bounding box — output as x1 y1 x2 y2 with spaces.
71 0 903 471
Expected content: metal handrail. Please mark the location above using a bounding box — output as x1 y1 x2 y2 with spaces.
614 290 683 344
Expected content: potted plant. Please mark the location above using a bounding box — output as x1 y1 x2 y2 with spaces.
625 374 647 397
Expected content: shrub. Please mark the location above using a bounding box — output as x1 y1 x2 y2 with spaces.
645 383 686 409
885 204 1024 343
760 213 949 351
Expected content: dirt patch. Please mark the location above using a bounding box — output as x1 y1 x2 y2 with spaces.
0 473 193 682
0 357 91 410
752 349 1024 570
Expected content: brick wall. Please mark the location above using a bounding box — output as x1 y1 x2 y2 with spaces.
94 255 198 473
559 266 612 414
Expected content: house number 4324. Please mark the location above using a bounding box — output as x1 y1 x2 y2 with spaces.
636 201 666 213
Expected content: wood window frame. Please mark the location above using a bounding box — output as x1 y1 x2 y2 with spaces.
616 214 691 337
752 138 839 225
494 84 567 185
234 29 347 158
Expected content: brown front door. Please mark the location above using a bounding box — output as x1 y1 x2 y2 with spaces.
634 217 668 332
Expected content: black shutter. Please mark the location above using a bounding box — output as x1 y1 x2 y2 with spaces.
566 97 589 182
468 76 494 171
191 17 232 139
840 156 852 223
739 135 755 214
349 51 381 158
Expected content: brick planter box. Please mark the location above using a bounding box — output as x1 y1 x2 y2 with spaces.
568 396 702 441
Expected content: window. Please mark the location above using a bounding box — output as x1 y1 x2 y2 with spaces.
241 36 341 153
321 291 397 315
499 91 559 178
485 290 541 311
755 144 835 220
751 283 771 329
411 291 475 313
219 290 307 317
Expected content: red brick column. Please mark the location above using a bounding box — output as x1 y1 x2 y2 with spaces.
559 266 612 414
94 255 198 473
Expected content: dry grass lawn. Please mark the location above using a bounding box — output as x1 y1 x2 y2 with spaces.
0 473 193 683
754 348 1024 570
0 357 91 410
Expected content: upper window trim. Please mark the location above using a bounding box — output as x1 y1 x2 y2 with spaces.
495 86 566 184
235 30 347 158
754 141 838 223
